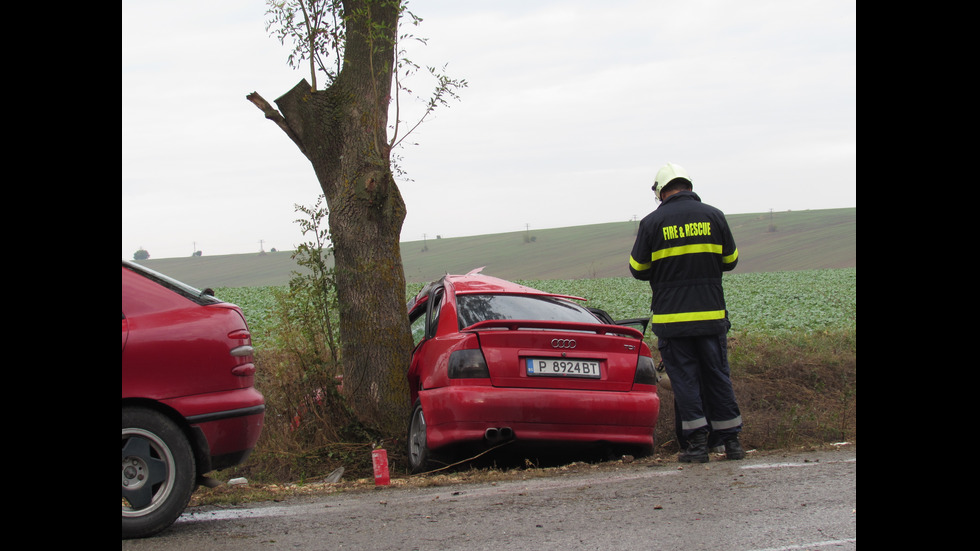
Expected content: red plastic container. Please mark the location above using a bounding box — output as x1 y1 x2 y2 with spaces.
371 449 390 486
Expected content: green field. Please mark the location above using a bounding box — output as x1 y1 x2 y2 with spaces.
217 268 855 352
134 207 856 351
177 208 856 477
135 207 855 288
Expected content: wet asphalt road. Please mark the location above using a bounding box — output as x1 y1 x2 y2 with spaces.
122 446 856 550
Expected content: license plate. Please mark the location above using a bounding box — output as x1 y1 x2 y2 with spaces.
526 358 601 378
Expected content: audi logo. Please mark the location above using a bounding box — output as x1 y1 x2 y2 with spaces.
551 338 577 349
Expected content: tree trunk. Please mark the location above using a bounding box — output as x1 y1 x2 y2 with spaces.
248 0 413 434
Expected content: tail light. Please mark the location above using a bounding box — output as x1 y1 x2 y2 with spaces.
228 329 255 377
448 349 489 379
633 354 658 385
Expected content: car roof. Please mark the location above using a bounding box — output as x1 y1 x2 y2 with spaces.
408 270 585 312
447 274 557 296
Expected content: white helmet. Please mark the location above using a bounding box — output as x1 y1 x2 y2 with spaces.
652 162 692 201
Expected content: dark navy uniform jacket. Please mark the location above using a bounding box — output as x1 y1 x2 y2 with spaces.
629 190 739 338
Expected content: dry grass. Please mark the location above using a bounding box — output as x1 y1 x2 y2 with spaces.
725 330 856 449
222 349 385 485
653 330 857 454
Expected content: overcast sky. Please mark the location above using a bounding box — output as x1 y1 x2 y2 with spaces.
122 0 856 260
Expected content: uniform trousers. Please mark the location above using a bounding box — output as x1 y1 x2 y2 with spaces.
659 332 742 440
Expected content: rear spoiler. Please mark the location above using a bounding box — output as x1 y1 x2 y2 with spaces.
465 319 644 340
588 308 649 336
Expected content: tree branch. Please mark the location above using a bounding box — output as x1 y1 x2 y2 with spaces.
246 90 308 156
298 0 317 90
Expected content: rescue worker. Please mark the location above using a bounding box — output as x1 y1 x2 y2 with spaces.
629 162 745 462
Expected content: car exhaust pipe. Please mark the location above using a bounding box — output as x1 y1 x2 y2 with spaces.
485 427 500 443
485 427 514 444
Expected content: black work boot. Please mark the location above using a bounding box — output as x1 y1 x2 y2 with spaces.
723 436 746 460
678 431 709 463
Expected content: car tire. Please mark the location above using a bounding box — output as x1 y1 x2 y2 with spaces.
407 400 436 474
122 407 197 539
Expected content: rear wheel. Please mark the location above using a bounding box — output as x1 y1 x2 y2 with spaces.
122 407 196 539
407 401 435 474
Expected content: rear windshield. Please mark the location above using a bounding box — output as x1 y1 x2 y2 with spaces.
123 261 223 306
456 294 597 329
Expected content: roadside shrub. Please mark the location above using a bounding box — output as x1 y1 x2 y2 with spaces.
241 349 378 483
233 196 386 482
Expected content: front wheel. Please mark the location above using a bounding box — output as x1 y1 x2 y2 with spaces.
122 407 196 539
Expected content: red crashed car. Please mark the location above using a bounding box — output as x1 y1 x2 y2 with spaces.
405 269 660 473
122 260 265 539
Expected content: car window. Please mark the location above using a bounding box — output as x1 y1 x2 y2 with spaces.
410 309 427 347
456 294 597 329
427 288 444 339
409 287 444 347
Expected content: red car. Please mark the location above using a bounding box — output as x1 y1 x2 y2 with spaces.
405 269 660 473
122 260 265 539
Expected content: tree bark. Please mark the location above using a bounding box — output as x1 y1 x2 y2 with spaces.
247 0 413 433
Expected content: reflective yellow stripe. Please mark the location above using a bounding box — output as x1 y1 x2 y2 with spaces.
722 248 739 265
634 241 737 276
651 309 726 324
651 243 722 261
629 254 651 271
